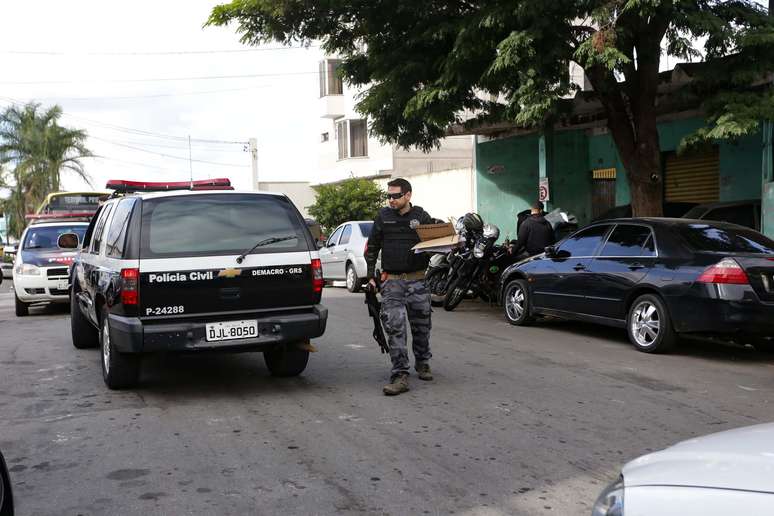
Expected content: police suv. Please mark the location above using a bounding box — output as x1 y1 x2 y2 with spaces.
66 179 327 389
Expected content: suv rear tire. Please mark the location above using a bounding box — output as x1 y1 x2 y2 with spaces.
71 284 99 349
264 346 309 377
100 306 141 389
14 294 28 317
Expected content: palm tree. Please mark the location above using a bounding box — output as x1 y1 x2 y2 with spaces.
0 102 93 238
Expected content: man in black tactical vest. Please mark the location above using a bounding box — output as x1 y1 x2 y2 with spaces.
366 178 436 396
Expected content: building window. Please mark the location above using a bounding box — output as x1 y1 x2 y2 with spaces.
349 119 368 157
336 119 368 159
336 120 348 160
319 59 343 97
321 132 329 143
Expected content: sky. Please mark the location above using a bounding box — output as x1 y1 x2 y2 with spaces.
0 0 324 191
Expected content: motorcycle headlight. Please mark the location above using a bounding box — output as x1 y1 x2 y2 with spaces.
16 263 41 276
591 477 624 516
482 223 500 240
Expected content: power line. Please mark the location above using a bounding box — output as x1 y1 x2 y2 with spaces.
90 138 247 153
89 135 249 168
0 95 249 147
0 70 318 85
27 85 271 101
3 45 318 56
89 155 190 175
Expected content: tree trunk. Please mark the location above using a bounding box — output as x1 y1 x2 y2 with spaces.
614 112 664 218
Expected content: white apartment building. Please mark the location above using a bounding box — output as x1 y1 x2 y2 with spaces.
317 58 476 221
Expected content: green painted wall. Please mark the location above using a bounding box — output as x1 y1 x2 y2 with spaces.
477 116 767 231
552 131 592 224
476 135 539 240
719 133 762 201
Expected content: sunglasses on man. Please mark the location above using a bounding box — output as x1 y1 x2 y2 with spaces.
385 192 406 200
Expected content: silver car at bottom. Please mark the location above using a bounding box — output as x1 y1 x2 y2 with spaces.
592 422 774 515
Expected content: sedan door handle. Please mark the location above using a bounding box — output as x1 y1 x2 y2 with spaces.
573 263 586 271
628 263 646 270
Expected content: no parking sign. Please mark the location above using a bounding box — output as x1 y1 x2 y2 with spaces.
539 177 550 202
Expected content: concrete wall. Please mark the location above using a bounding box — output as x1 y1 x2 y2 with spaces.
476 134 540 241
392 136 473 177
257 181 317 218
374 167 476 223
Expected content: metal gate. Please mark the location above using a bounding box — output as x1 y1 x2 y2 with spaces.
664 148 720 204
592 168 617 219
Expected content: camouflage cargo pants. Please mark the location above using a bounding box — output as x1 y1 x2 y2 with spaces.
380 279 432 378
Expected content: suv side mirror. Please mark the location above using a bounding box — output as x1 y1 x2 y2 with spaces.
544 245 557 258
58 233 79 249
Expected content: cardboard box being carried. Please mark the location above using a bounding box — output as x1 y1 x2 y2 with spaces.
412 233 461 253
415 222 455 241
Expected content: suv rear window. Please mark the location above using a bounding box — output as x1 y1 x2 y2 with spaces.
679 224 774 254
140 194 309 258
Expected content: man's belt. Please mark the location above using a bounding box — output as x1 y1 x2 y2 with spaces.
384 271 425 281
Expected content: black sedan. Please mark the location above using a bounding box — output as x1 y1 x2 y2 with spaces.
499 218 774 353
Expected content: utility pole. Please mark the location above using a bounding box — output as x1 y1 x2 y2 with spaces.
188 135 193 187
249 138 258 190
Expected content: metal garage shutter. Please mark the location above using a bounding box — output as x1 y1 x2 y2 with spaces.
664 148 720 203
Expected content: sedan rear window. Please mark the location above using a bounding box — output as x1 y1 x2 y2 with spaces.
140 194 309 258
678 224 774 254
358 223 373 237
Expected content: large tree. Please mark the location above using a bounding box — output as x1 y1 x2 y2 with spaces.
307 177 385 233
0 103 93 238
209 0 774 216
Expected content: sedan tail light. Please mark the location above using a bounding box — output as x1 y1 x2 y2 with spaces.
120 268 140 305
697 258 749 285
311 259 324 293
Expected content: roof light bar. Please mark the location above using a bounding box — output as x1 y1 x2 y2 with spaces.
106 178 232 193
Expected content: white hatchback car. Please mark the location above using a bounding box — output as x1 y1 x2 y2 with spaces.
318 221 373 292
592 422 774 515
13 220 88 316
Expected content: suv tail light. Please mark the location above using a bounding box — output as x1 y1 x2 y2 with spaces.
121 268 140 305
311 259 324 293
697 258 749 285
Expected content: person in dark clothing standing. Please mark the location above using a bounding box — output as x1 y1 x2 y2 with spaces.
366 178 436 396
509 201 556 257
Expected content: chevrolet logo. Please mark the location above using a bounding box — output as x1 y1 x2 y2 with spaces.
218 268 242 279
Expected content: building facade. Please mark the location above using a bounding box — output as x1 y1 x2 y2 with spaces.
474 113 770 241
317 57 476 219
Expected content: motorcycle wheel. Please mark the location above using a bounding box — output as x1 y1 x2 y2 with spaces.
425 268 449 307
443 276 467 311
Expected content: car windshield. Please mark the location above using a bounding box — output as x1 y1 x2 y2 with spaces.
140 194 309 258
23 225 87 250
678 224 774 254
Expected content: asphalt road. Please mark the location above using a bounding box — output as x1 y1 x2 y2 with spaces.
1 280 773 516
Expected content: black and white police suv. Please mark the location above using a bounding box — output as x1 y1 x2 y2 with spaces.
66 178 327 389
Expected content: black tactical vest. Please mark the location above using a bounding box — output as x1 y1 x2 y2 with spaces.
379 206 430 273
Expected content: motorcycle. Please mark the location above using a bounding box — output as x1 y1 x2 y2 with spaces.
423 214 480 306
443 222 519 311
